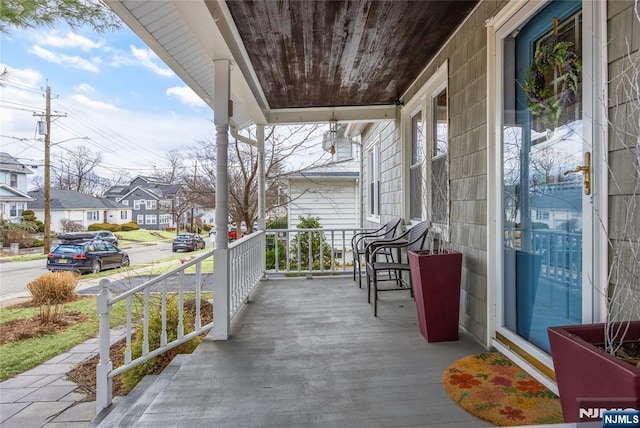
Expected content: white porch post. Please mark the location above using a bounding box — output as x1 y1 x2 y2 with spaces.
257 125 265 231
257 125 267 277
212 59 230 340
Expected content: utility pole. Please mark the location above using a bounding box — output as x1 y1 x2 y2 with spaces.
34 86 66 253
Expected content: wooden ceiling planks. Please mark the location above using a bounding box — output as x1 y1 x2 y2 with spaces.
225 0 478 110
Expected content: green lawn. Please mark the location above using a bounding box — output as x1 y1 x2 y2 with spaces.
0 297 129 381
116 229 177 244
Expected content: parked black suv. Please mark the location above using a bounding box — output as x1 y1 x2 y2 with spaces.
172 233 206 252
47 240 130 274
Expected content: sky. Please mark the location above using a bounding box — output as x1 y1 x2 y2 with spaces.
1 22 217 188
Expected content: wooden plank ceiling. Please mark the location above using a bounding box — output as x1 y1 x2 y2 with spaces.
222 0 478 110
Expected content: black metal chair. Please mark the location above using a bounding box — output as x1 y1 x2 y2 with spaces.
351 218 402 288
365 220 430 316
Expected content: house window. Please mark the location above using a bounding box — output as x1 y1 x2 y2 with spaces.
409 111 424 221
137 215 144 225
536 211 550 220
87 211 100 221
145 215 157 225
9 203 23 217
134 200 140 210
367 139 381 219
120 211 128 220
10 173 17 188
431 88 449 225
159 214 171 224
146 200 157 210
121 200 129 206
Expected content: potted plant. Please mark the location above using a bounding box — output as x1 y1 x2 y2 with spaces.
408 247 462 342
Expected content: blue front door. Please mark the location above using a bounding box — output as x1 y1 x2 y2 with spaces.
503 0 584 353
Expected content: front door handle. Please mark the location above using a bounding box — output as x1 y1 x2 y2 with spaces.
563 152 591 195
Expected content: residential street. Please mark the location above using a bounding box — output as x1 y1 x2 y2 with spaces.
0 242 175 302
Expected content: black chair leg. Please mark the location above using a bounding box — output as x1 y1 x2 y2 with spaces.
366 269 371 303
373 273 378 317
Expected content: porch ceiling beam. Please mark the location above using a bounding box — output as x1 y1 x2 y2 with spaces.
266 105 398 125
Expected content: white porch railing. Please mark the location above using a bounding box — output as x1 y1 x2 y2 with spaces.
264 228 370 276
229 231 265 317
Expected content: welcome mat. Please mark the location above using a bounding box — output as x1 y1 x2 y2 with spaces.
442 352 563 426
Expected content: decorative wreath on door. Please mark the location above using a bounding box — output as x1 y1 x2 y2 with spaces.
522 18 582 131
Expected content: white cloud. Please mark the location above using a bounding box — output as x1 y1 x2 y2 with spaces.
130 46 174 77
166 86 207 108
69 94 120 112
39 31 104 51
109 46 174 77
74 83 96 94
28 45 100 73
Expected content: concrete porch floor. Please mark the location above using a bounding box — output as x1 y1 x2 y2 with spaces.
93 275 494 427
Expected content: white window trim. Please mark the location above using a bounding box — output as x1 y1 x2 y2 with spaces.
145 215 157 225
365 136 381 223
133 200 140 210
137 215 144 225
403 60 448 226
485 0 607 392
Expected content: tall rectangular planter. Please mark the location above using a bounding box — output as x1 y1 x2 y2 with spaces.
548 322 640 422
408 250 462 342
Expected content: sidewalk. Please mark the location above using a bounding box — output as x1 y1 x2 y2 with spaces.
0 328 125 428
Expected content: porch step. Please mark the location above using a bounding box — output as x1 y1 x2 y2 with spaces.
89 354 190 427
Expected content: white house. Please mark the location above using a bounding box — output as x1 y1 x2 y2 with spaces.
286 137 360 255
0 152 34 222
28 189 132 232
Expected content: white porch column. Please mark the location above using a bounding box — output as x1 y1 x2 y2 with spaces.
212 59 230 340
257 125 266 231
257 125 267 277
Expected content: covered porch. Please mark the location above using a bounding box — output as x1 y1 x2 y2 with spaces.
92 275 490 427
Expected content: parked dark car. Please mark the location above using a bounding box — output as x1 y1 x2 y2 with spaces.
172 233 206 252
91 230 118 246
47 240 130 274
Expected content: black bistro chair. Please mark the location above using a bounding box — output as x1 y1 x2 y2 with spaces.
351 218 402 288
365 220 430 316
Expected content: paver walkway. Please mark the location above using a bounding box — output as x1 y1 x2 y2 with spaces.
0 328 125 427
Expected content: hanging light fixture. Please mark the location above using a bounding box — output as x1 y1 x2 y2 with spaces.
329 113 337 155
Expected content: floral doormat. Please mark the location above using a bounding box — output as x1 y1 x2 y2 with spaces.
442 352 563 426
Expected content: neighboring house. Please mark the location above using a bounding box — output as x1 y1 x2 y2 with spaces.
0 152 34 222
28 189 132 232
286 137 360 251
105 176 182 230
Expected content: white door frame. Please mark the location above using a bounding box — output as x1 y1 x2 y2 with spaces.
485 0 608 390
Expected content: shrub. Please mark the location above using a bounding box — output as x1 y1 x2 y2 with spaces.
27 272 79 324
117 222 139 231
32 238 44 247
7 230 33 248
59 219 85 232
88 223 121 232
203 224 212 232
165 227 176 232
266 240 287 270
120 297 202 393
266 217 288 229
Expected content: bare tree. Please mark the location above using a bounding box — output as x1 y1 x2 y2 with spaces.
193 124 324 233
51 146 103 195
150 150 185 184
